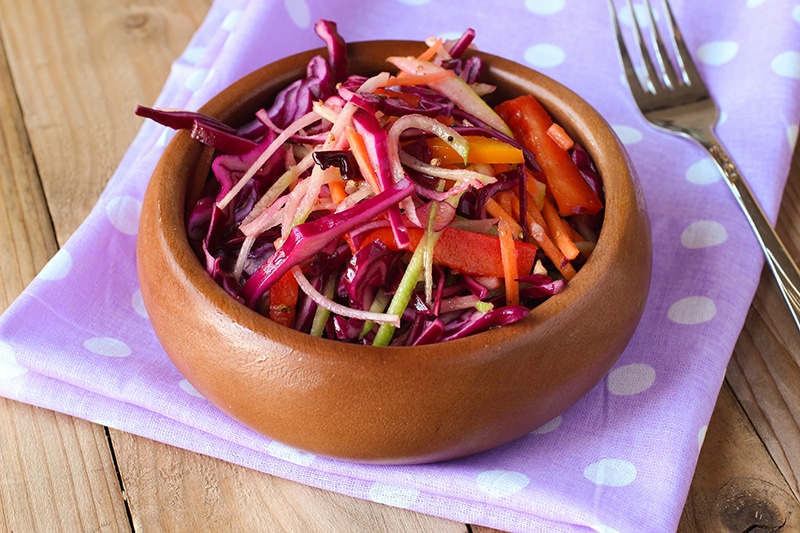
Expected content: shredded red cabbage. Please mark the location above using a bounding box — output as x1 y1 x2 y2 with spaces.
138 21 604 346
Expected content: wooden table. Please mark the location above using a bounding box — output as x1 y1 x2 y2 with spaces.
1 2 799 531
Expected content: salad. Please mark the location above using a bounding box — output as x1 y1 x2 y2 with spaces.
136 20 605 346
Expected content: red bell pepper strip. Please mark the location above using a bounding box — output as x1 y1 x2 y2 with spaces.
495 95 603 217
355 226 538 279
269 271 299 327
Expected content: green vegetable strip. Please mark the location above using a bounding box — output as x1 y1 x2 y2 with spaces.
309 275 337 337
372 240 428 346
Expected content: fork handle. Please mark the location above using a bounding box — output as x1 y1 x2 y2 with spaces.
697 128 800 331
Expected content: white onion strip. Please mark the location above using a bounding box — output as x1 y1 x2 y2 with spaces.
217 110 322 210
291 266 401 327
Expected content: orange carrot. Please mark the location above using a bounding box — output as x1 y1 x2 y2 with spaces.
541 196 581 261
484 198 523 239
345 126 381 194
497 219 520 306
327 168 347 204
510 189 550 236
528 222 576 281
546 122 574 151
495 189 515 215
380 70 456 88
417 38 444 62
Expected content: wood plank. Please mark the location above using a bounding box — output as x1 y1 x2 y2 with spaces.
723 144 800 501
0 14 131 533
679 143 800 530
0 0 213 243
110 430 467 533
678 383 800 531
0 401 132 532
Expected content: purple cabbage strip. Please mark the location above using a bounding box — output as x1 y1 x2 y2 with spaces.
447 28 476 59
441 305 530 342
351 109 411 249
239 177 414 306
314 19 348 85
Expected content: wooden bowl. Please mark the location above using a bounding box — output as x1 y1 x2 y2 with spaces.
137 40 651 464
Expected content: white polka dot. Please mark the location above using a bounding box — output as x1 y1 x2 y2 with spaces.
83 337 132 358
368 482 420 509
607 363 656 396
593 525 622 533
184 68 210 92
182 45 206 65
698 425 708 450
697 41 738 66
531 415 562 435
221 9 243 31
584 459 637 487
132 289 148 319
284 0 311 28
178 379 205 399
0 341 27 380
38 249 72 281
612 124 643 145
523 43 565 68
718 109 729 126
668 296 717 325
772 51 800 79
681 220 728 249
106 196 141 235
524 0 565 15
793 5 800 23
747 0 767 6
267 441 315 466
476 470 530 498
686 158 721 185
788 124 799 148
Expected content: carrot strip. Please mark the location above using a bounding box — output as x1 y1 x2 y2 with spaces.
494 189 515 216
345 127 381 194
528 222 576 281
417 37 444 62
510 189 550 236
541 197 581 261
484 198 523 239
546 122 574 151
327 168 348 204
380 70 456 88
497 220 520 306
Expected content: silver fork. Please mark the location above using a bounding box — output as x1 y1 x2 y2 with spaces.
608 0 800 332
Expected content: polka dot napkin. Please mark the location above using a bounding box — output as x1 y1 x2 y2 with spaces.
2 1 799 531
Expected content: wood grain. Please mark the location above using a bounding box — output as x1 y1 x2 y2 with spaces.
112 430 467 532
0 0 212 244
0 12 131 533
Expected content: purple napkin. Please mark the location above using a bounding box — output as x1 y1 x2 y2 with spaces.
2 0 799 531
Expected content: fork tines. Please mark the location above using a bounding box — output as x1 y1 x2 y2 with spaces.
608 0 706 103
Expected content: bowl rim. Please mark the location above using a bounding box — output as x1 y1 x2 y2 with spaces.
142 38 647 361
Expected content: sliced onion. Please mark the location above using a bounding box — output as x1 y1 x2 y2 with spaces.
292 266 401 326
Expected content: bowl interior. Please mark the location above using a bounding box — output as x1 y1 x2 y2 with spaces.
137 40 651 463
